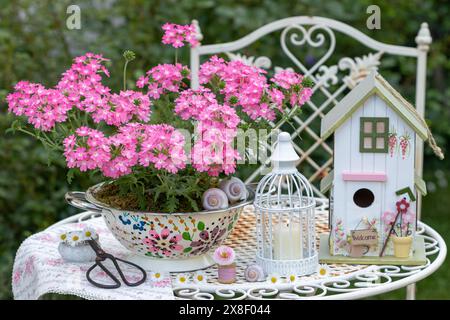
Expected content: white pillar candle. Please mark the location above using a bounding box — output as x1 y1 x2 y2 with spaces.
273 222 303 260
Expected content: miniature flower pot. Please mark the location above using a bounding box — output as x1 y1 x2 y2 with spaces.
217 263 236 284
392 236 413 258
65 182 254 272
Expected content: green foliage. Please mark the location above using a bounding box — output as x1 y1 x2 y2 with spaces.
0 0 449 299
107 167 216 212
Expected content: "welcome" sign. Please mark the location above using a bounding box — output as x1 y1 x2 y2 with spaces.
351 229 378 246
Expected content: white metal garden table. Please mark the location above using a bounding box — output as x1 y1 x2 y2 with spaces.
48 199 446 300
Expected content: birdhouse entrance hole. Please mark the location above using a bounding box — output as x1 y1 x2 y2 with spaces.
353 188 375 208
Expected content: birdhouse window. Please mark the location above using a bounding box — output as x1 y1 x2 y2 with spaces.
359 117 389 153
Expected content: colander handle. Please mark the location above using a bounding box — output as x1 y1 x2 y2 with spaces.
65 191 102 214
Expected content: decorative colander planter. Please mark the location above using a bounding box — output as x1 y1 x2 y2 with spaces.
66 183 254 272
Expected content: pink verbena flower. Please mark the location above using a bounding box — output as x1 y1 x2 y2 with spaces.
191 124 240 176
198 56 281 121
6 81 72 131
268 88 285 111
63 127 110 171
271 70 303 90
57 53 111 113
197 55 227 84
271 69 312 109
161 23 200 48
174 86 241 176
290 87 313 107
138 63 189 99
99 124 141 178
174 87 217 120
97 123 187 178
136 124 187 174
90 90 151 126
174 86 240 129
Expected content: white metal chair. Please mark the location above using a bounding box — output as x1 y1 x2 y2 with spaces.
189 16 432 299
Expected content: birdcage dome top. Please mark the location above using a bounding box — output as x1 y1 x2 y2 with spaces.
254 171 315 211
271 132 300 173
254 132 315 211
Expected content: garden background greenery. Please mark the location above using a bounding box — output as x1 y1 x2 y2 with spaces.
0 0 448 299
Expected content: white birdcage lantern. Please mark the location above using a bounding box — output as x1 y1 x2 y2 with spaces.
254 132 318 276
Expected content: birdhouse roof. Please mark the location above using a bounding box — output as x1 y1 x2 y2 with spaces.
320 72 428 141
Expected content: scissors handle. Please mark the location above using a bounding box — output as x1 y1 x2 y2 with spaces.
86 240 147 289
111 257 147 287
86 260 122 289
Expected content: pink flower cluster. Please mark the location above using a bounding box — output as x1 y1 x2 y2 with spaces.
64 127 110 172
271 70 313 107
57 53 151 126
198 56 313 121
199 56 275 120
57 53 111 112
91 90 151 126
137 63 189 99
191 127 240 176
6 82 71 131
7 53 152 129
7 29 313 181
271 70 303 89
175 87 241 176
161 23 200 48
64 124 187 178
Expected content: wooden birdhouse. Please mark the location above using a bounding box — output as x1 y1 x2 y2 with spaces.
319 72 442 259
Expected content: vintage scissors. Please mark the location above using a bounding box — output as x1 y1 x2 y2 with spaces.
86 239 147 289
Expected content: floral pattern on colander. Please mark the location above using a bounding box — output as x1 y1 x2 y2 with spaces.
102 208 242 259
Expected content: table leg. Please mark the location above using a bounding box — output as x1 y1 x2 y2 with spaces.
406 283 416 300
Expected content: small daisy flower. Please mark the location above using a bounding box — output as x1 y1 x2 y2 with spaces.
193 271 207 284
59 233 67 242
287 274 298 283
82 227 98 240
66 231 84 247
267 273 280 285
150 271 164 281
317 264 330 277
175 273 189 285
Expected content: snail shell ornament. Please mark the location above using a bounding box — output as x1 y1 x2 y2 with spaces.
244 264 265 282
202 188 229 210
219 177 247 203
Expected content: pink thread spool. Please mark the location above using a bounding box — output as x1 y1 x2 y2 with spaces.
218 263 236 284
213 245 236 284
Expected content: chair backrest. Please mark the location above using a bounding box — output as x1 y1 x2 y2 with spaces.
189 16 431 206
